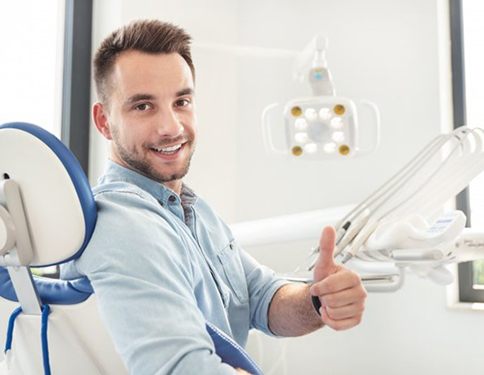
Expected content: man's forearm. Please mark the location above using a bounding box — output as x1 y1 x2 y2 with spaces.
268 283 324 337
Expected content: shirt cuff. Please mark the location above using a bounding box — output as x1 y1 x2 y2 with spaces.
257 278 292 337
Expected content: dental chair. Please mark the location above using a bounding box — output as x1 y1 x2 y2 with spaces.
0 122 262 375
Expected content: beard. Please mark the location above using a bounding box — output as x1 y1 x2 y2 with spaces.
111 128 195 184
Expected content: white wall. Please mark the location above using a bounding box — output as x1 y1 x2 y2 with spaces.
90 1 484 374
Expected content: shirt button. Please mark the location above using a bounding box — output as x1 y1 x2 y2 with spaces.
168 195 177 203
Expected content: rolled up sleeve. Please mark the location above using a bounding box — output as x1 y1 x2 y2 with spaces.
240 250 290 336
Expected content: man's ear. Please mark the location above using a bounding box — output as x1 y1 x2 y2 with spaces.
93 102 113 140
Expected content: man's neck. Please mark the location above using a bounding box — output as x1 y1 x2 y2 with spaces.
162 180 182 196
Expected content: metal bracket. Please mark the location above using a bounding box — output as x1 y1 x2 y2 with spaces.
363 268 405 293
7 266 42 315
0 178 41 314
0 179 34 265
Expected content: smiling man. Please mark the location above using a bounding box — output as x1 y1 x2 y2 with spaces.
93 50 196 193
63 20 367 374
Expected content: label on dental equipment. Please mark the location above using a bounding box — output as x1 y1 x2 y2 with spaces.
364 211 466 254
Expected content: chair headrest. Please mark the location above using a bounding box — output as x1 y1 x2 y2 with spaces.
0 122 96 266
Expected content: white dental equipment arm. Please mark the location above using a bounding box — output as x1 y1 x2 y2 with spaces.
333 127 483 260
327 127 484 289
231 127 484 292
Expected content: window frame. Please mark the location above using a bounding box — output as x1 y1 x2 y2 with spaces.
451 0 484 302
61 0 93 174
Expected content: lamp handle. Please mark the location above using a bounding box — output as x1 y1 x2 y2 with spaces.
261 103 288 155
356 99 381 155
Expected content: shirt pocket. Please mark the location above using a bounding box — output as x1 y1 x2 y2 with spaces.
217 241 249 303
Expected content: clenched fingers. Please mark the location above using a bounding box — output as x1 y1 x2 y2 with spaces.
320 307 362 331
310 267 367 330
325 302 365 320
310 269 362 296
318 286 367 308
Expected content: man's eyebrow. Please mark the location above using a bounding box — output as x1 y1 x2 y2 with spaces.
125 94 156 105
176 88 194 97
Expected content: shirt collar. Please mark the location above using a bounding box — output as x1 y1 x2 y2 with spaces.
180 183 197 207
98 160 198 207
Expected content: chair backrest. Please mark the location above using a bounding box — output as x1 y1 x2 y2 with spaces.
0 123 262 375
0 122 127 374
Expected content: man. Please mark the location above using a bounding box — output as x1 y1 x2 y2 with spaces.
63 20 367 374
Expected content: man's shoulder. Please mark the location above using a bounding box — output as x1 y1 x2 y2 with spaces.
92 179 166 216
93 180 154 202
92 180 176 235
74 180 191 277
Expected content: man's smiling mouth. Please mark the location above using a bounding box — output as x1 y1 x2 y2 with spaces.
150 143 185 155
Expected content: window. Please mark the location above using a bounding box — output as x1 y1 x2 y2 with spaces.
0 0 64 135
454 0 484 302
0 0 92 170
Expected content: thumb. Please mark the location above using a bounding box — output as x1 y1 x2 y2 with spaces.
313 226 338 282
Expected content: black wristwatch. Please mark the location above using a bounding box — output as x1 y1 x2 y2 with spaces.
311 295 322 316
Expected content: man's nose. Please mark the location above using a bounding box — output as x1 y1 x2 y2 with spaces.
156 108 184 138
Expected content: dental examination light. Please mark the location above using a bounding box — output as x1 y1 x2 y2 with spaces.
262 35 380 159
232 127 484 291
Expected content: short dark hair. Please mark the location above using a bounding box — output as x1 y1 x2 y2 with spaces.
93 19 195 103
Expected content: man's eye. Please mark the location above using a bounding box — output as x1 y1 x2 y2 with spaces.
135 103 152 111
175 98 191 107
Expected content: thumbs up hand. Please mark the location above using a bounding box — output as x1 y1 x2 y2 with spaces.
309 226 367 331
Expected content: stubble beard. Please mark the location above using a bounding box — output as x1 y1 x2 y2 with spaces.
112 133 194 184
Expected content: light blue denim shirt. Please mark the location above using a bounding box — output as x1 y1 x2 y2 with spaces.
61 161 288 374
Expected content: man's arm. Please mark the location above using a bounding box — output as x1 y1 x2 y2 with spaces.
268 282 323 336
268 226 367 336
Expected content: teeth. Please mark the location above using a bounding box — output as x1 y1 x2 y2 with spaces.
161 144 181 152
153 144 182 154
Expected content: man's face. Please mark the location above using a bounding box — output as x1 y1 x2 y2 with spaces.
94 50 197 191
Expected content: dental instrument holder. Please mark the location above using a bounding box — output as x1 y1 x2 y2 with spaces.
326 127 484 289
262 35 380 159
0 179 41 315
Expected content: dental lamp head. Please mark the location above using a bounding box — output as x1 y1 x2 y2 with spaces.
262 35 380 159
282 97 357 157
